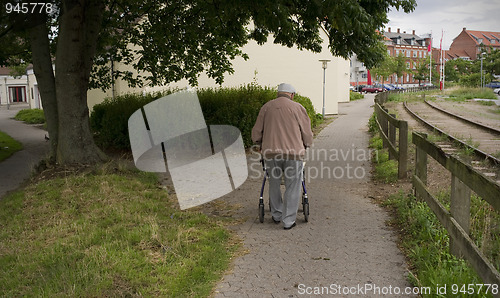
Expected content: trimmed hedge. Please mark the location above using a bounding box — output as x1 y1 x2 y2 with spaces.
90 84 320 151
14 109 45 124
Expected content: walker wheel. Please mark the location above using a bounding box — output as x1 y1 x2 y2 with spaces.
259 203 265 223
303 202 309 222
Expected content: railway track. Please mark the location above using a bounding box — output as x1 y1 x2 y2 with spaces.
403 100 500 167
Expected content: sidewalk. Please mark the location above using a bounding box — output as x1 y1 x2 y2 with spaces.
214 95 413 297
0 103 49 199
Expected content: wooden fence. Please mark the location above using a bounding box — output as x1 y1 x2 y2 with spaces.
412 132 500 286
374 102 408 179
375 86 437 105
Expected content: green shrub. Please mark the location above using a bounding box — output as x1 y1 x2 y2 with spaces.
458 73 481 88
14 109 45 124
90 91 173 150
350 91 364 101
90 85 319 151
198 85 319 148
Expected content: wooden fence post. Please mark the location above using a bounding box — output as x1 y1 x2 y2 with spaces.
450 174 472 258
389 114 396 160
415 134 427 186
398 121 408 178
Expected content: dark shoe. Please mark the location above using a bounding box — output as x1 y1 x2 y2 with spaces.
283 222 296 230
272 217 281 224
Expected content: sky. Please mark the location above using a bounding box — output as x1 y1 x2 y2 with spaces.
386 0 500 50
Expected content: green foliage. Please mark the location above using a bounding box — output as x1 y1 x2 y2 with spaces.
368 133 398 183
350 91 364 101
90 91 173 150
413 58 430 83
446 48 500 85
90 85 319 150
458 73 482 87
373 151 398 183
201 85 320 148
370 52 397 83
369 135 383 150
385 192 485 297
448 87 496 101
394 52 408 81
198 85 274 148
0 130 23 162
2 0 417 89
14 109 46 124
477 100 495 106
368 112 378 133
0 168 238 297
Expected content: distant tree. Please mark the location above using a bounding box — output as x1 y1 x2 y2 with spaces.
394 53 408 86
1 0 416 165
370 53 395 84
413 58 429 85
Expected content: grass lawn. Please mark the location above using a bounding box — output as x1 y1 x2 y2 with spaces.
0 130 23 162
0 164 239 297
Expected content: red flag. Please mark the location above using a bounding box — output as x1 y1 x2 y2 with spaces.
427 39 431 52
440 31 443 52
367 69 372 85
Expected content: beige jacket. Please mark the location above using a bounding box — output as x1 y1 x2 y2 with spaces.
252 96 313 159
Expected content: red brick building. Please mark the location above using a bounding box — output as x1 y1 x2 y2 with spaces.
382 28 432 85
447 28 500 60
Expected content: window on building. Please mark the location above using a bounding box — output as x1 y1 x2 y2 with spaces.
406 51 410 57
413 51 417 57
8 86 26 103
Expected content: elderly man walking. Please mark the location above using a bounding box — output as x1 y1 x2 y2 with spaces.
252 83 313 230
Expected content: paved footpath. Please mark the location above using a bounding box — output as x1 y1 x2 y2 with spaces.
214 95 414 297
0 103 49 199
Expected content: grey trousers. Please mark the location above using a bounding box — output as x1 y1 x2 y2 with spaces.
266 158 303 227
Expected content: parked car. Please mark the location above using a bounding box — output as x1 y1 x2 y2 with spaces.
390 84 405 90
485 81 500 88
349 85 355 91
494 88 500 95
382 84 394 91
353 85 366 92
361 85 384 93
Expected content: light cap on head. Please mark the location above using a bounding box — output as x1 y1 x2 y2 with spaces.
277 83 296 94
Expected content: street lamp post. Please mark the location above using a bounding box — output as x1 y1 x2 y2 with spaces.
319 59 331 119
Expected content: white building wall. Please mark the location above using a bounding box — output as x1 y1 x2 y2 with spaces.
0 74 29 106
83 27 350 114
168 29 349 114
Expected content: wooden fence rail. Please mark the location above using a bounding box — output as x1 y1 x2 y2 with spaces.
412 132 500 287
374 103 408 179
374 86 438 105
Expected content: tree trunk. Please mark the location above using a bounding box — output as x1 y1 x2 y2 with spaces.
55 0 107 164
28 17 58 161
